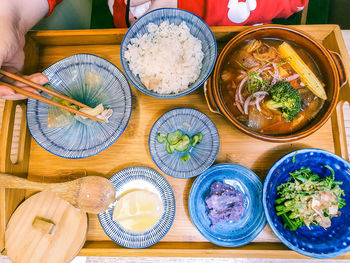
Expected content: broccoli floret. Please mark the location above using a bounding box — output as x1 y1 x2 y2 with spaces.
265 81 301 122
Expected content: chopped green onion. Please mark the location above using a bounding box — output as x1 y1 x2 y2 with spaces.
292 151 297 163
324 165 335 178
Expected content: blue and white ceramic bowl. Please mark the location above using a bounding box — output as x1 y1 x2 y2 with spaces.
189 163 266 247
263 149 350 258
27 53 132 159
120 8 217 99
98 166 175 248
149 108 219 178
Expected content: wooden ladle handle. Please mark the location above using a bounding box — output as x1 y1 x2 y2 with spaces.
0 173 52 191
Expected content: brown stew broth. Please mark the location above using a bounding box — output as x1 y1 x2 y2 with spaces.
220 39 325 135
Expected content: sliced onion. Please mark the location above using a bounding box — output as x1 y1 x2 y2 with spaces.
255 96 265 112
271 64 280 86
235 102 244 115
237 76 248 105
285 74 300 82
257 64 272 73
253 91 269 97
244 95 253 115
235 83 240 105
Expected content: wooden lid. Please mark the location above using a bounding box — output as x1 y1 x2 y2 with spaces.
5 191 88 263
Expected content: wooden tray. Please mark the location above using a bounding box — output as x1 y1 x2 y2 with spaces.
1 25 350 259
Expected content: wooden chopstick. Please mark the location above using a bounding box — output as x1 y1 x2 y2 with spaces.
0 69 91 109
0 81 105 123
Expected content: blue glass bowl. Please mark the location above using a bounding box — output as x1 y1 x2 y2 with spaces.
120 8 217 99
149 108 219 178
27 53 132 159
98 166 175 248
189 163 266 247
263 149 350 258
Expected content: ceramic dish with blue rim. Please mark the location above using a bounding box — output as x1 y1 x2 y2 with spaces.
188 163 266 247
263 148 350 259
120 8 217 99
98 166 175 248
27 53 132 159
149 108 219 178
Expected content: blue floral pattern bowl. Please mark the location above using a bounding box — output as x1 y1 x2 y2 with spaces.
27 53 132 159
120 8 217 99
98 166 175 248
263 149 350 258
189 163 266 247
149 108 219 178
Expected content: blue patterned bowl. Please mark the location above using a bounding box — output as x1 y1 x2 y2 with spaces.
98 166 175 248
27 54 132 159
120 8 217 99
189 163 266 247
263 149 350 258
149 108 219 178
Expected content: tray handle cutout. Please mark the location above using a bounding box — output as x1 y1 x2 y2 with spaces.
204 79 221 115
0 100 31 251
329 50 348 89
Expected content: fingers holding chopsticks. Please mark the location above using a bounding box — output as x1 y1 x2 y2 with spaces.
0 72 49 100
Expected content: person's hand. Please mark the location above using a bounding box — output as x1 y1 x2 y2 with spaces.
127 0 176 24
0 0 49 100
0 17 48 100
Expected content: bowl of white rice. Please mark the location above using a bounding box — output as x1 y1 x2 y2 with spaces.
120 8 217 98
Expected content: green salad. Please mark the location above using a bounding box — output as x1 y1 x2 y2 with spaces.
275 165 346 231
156 129 203 162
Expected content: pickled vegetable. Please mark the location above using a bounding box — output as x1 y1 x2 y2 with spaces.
156 129 203 162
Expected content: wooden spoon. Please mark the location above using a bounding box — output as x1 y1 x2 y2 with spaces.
0 174 116 214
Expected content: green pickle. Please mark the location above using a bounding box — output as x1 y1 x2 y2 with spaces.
156 133 167 143
167 130 183 145
174 135 190 152
156 129 204 162
181 153 191 162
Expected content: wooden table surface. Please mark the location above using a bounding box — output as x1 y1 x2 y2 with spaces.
1 30 350 263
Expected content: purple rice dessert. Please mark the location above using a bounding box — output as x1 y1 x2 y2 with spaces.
205 181 245 227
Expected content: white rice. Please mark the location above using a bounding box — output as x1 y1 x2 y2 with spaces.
124 21 204 94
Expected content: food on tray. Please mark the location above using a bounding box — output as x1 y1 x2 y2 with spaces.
76 103 113 122
156 130 203 162
275 166 345 231
46 72 113 128
265 81 301 122
278 42 327 100
124 21 204 94
220 39 326 134
205 181 245 227
112 190 164 233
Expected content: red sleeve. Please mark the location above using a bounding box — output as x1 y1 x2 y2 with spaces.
113 0 127 28
178 0 309 26
47 0 63 16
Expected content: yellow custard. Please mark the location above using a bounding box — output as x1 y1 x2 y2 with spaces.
112 190 164 232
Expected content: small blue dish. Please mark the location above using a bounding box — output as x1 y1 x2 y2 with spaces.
189 163 266 247
120 8 217 99
27 53 132 159
149 108 219 178
263 149 350 258
98 166 175 248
